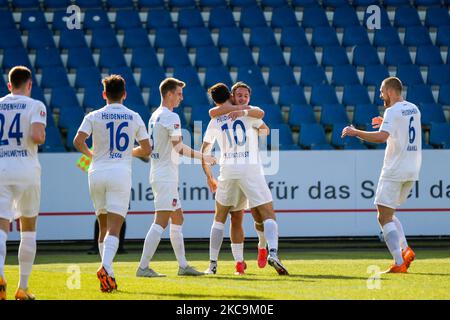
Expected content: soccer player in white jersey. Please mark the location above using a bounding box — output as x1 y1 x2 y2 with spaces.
202 83 288 276
202 82 269 275
342 77 421 273
136 78 216 277
0 66 46 300
74 75 151 292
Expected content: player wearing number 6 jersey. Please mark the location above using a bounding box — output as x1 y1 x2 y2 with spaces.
0 66 46 300
74 75 151 292
341 77 421 274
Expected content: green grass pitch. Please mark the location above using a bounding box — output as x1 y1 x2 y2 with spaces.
2 247 450 300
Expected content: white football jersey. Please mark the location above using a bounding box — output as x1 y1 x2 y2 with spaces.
149 106 182 183
78 103 149 173
0 94 47 185
379 100 422 181
203 114 264 180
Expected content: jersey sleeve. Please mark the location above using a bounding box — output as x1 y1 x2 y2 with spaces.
250 117 264 129
135 114 150 141
165 113 182 137
203 119 217 144
78 113 93 136
379 108 395 137
30 101 47 126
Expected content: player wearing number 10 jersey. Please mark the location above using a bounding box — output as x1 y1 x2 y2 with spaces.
74 75 151 292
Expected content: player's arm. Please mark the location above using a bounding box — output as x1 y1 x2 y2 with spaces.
341 125 389 143
229 107 265 121
257 122 270 136
132 138 151 159
209 101 249 118
30 123 45 145
171 136 216 165
201 141 218 193
73 131 94 158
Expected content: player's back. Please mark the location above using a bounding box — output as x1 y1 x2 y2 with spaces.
0 93 46 185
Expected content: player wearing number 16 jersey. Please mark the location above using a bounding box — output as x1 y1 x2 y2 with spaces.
341 77 421 274
74 75 151 292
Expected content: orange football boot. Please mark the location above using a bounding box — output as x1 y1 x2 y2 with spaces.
257 247 268 268
234 261 247 275
15 288 36 300
402 247 416 269
97 266 117 292
383 262 408 274
0 277 6 300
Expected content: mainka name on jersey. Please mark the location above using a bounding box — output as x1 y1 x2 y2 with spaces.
0 149 28 158
401 108 418 116
101 113 134 120
0 103 26 111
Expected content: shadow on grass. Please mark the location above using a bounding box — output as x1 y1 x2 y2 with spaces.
116 290 266 300
410 272 450 277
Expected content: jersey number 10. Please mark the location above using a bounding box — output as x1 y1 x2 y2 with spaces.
221 120 246 148
0 113 23 146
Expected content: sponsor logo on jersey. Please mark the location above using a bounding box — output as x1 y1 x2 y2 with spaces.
172 199 177 207
174 123 180 129
40 110 46 117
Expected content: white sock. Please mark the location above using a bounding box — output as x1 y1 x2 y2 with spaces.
263 219 279 253
231 243 244 262
18 232 36 289
0 230 7 278
256 229 266 249
98 242 104 259
383 222 404 266
170 224 188 268
209 221 224 261
102 234 119 277
139 223 164 269
393 216 408 250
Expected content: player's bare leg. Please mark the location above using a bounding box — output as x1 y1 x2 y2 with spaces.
230 211 246 275
15 217 37 300
0 218 9 300
97 214 107 259
251 208 267 268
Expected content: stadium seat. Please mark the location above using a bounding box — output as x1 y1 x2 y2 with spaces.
41 67 70 88
155 28 183 48
384 45 413 66
59 29 88 49
271 6 298 28
427 65 450 86
289 45 318 66
140 66 166 88
249 27 277 48
74 0 103 8
280 27 308 48
163 47 192 68
322 46 350 66
278 85 307 106
436 26 450 47
186 27 214 48
248 85 275 105
107 0 135 9
146 8 173 29
130 104 151 126
261 0 288 8
363 5 391 28
148 87 162 107
373 85 384 105
35 48 63 69
353 104 380 128
227 46 255 67
298 123 328 149
75 67 102 89
438 84 450 105
50 86 81 111
404 26 433 47
332 6 360 28
310 84 339 106
169 0 196 8
98 47 127 68
2 47 32 70
429 123 450 148
41 127 66 153
109 66 137 86
0 11 16 30
267 124 299 150
172 107 188 129
84 10 111 30
204 66 233 88
0 29 24 49
268 66 296 87
396 65 424 86
138 0 165 8
173 66 202 86
27 29 56 49
288 104 316 127
425 7 450 28
331 123 363 149
300 65 327 86
260 104 284 124
230 0 258 7
52 11 72 31
419 103 446 127
239 6 267 29
124 85 145 107
394 7 422 28
20 10 47 30
384 0 411 6
331 65 360 86
292 0 320 7
363 64 389 86
91 28 120 49
130 47 159 68
236 66 266 86
83 85 106 110
311 27 340 47
0 77 9 97
190 105 211 127
115 10 142 30
200 0 228 7
58 107 85 132
415 0 442 6
195 46 223 68
302 7 329 28
123 28 151 49
43 0 72 9
178 8 205 29
373 26 402 47
209 7 236 29
31 85 46 104
66 47 96 69
320 104 349 127
342 84 372 106
342 26 371 47
406 84 435 104
181 85 209 107
415 45 444 66
258 46 286 67
323 0 350 7
217 27 246 47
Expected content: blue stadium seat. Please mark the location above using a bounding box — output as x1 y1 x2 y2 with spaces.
75 67 102 89
363 5 390 27
292 0 320 7
169 0 196 8
311 143 335 150
261 0 288 7
209 7 236 29
278 85 307 106
342 26 371 47
227 46 255 67
268 66 296 86
204 66 233 88
190 105 211 126
50 86 80 111
182 85 209 107
123 28 151 48
311 84 339 106
332 65 360 86
130 105 151 126
436 26 450 47
236 66 265 86
331 123 364 149
373 85 384 105
195 46 223 68
98 47 127 68
415 45 444 66
115 10 142 30
258 45 286 67
20 10 47 30
148 87 162 107
353 104 379 128
44 0 72 9
299 123 328 148
404 26 433 47
200 0 228 7
146 9 173 29
31 85 46 104
363 64 389 86
107 0 135 8
394 7 422 27
288 104 316 127
396 65 424 86
0 77 9 97
58 107 85 132
84 10 111 30
67 47 96 69
41 67 70 88
311 27 340 47
333 6 360 28
414 0 442 6
280 27 308 48
249 27 277 48
323 0 350 7
41 127 66 153
240 6 267 28
373 26 402 47
59 29 88 49
419 103 446 126
438 84 450 105
407 84 435 104
384 0 411 6
124 85 145 107
230 0 258 7
249 85 275 105
52 11 72 31
320 104 349 127
178 8 205 29
140 66 166 88
430 123 450 148
302 7 329 28
155 28 182 48
384 45 412 66
186 27 214 48
343 84 371 106
138 0 165 8
91 28 120 49
427 65 450 85
35 47 63 68
289 45 318 66
27 29 55 49
163 47 191 68
352 45 381 66
131 47 159 68
300 65 327 86
267 124 299 150
260 104 283 124
173 66 201 86
109 66 137 86
322 46 350 66
271 6 298 28
425 7 450 28
74 0 103 8
0 11 16 30
2 47 32 70
173 107 188 129
83 85 106 110
218 27 246 47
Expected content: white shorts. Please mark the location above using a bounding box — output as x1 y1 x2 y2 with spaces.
0 184 41 222
216 174 272 209
88 169 131 217
374 179 415 209
216 181 249 212
152 181 181 212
